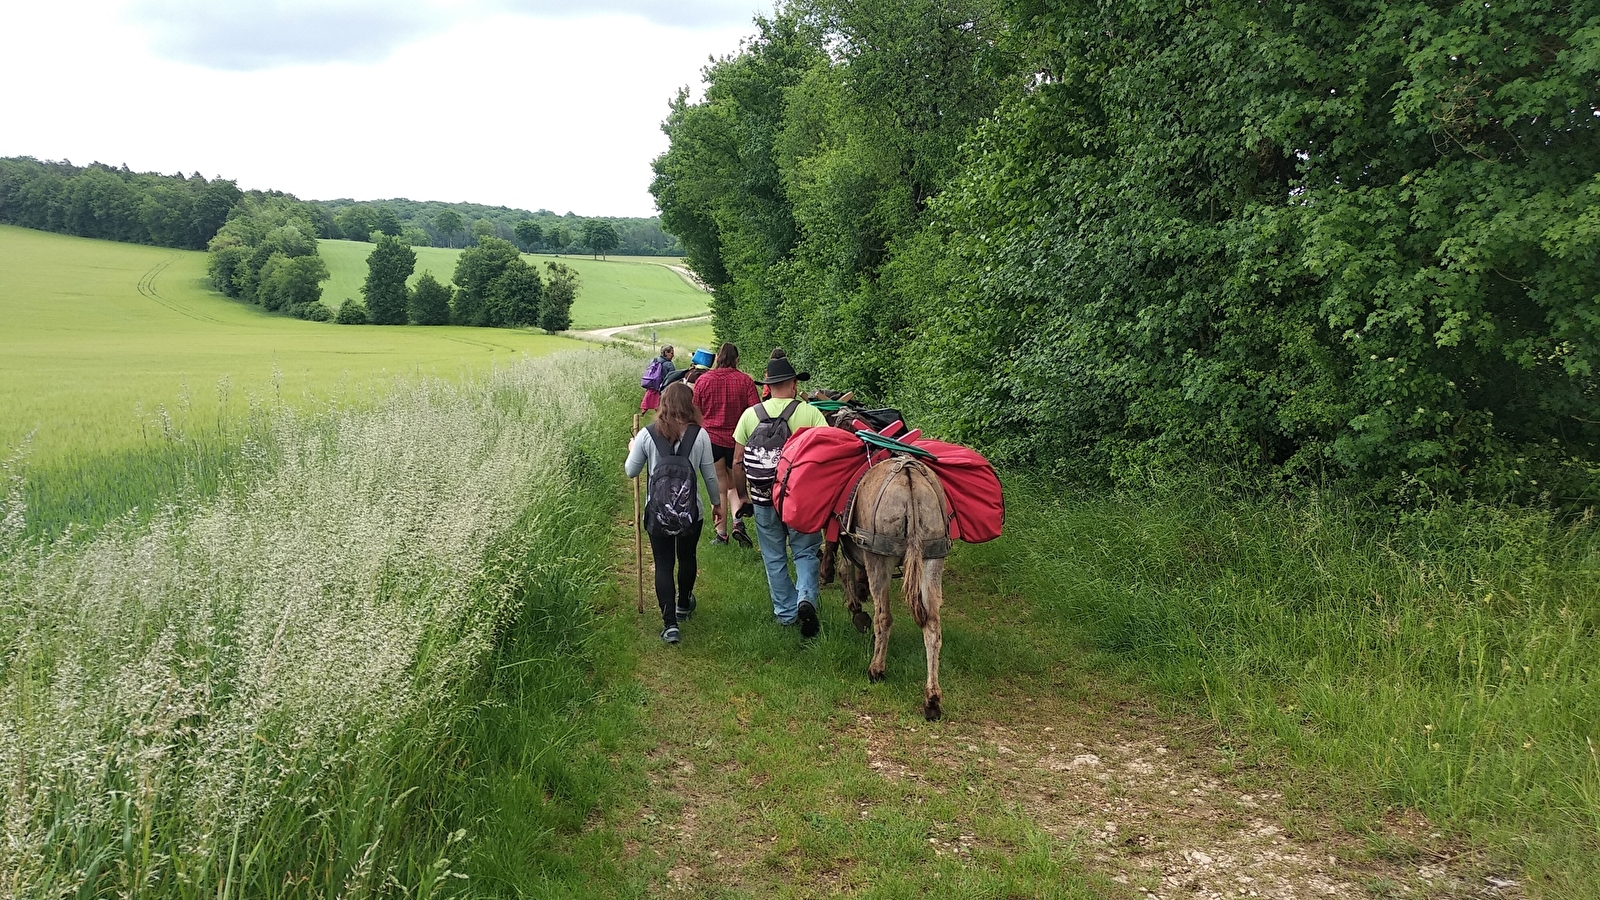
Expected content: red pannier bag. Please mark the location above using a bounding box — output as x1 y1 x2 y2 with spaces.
774 427 870 535
912 439 1004 543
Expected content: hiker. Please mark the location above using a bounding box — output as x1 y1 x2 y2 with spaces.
733 356 829 636
692 342 760 547
760 347 786 401
639 345 676 414
665 348 712 388
626 381 721 644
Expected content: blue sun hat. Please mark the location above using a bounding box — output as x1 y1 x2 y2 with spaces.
692 348 715 369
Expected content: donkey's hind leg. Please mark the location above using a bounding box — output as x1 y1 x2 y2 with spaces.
919 557 946 721
841 552 872 633
865 553 896 683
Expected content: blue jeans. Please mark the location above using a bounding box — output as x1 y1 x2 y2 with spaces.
752 504 822 623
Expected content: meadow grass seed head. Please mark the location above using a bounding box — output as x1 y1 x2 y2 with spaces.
0 350 635 891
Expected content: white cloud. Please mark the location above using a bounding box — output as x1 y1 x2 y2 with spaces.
0 5 749 216
130 0 448 70
496 0 766 29
123 0 763 70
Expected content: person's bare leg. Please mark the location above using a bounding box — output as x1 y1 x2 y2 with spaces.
712 458 733 539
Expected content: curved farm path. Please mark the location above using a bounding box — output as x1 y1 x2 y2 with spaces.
590 523 1519 898
578 314 711 347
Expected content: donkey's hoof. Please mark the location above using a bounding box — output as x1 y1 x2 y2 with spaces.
924 696 942 721
851 611 872 633
868 668 886 684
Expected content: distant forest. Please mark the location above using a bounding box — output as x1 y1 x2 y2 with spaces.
312 198 682 256
0 157 681 256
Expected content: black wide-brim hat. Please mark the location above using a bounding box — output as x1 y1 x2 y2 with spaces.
759 357 810 385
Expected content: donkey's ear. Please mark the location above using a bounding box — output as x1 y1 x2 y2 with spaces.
840 391 855 403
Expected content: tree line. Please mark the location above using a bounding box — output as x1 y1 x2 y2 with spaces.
333 234 578 330
0 156 680 259
0 157 241 250
313 198 670 255
652 0 1600 505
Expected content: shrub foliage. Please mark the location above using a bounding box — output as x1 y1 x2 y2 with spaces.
653 0 1600 502
206 195 331 320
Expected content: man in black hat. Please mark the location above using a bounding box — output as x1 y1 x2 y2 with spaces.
732 356 829 636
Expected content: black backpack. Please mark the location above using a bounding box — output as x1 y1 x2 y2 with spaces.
644 423 701 536
743 401 800 506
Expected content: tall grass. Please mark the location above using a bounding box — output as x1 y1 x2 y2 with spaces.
978 477 1600 896
0 350 637 898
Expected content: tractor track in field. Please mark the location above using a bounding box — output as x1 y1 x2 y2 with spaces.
135 255 228 325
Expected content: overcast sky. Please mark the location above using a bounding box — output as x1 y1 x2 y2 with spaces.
0 1 765 217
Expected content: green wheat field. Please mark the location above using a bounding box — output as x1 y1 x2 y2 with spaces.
0 225 705 464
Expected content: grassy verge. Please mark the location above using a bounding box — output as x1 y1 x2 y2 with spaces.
988 477 1600 896
0 350 641 899
439 388 642 897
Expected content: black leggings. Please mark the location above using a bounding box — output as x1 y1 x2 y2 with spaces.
649 520 702 627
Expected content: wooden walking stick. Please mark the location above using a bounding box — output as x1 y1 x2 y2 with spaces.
632 413 644 614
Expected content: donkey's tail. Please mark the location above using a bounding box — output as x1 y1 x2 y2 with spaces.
903 534 927 628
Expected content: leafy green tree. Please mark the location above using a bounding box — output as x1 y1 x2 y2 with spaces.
513 219 544 251
362 234 416 325
540 261 578 332
581 220 621 259
400 226 430 247
548 225 572 252
373 205 402 237
335 204 381 241
434 209 463 247
189 178 242 248
451 236 524 326
652 0 1600 501
206 196 324 305
487 258 543 327
335 297 369 324
471 218 497 244
258 253 329 317
408 271 453 325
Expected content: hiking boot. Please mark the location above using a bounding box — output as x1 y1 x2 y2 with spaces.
730 522 753 548
675 593 697 621
797 600 819 639
661 625 681 645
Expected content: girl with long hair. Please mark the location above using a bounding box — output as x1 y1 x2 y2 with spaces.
625 381 721 643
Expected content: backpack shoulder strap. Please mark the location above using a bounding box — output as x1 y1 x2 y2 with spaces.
756 401 775 423
675 424 700 458
778 400 801 423
647 423 673 459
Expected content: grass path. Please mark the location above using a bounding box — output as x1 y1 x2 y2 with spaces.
579 508 1519 898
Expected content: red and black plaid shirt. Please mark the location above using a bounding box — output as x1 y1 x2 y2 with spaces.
692 368 761 447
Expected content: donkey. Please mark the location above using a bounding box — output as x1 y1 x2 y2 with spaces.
835 455 951 721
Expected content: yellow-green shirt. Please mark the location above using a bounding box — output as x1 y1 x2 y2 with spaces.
732 398 829 445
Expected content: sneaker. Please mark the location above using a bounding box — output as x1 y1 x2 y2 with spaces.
712 532 729 545
797 600 819 639
661 625 681 644
736 502 755 519
730 522 753 548
675 593 697 621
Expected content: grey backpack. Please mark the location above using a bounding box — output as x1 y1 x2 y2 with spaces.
644 424 701 536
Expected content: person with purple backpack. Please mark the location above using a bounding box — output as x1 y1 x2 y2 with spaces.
639 345 676 414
